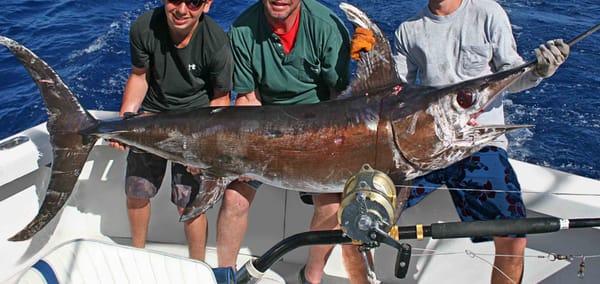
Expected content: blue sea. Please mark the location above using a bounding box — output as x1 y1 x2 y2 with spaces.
0 0 598 180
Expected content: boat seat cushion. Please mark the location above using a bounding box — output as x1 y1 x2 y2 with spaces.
17 239 218 284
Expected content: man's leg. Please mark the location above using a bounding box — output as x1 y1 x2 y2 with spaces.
303 193 369 284
492 237 526 284
125 151 166 249
172 164 209 261
444 147 527 284
177 207 208 261
127 197 151 248
342 245 371 284
217 181 257 268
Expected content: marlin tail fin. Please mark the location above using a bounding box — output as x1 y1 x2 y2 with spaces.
0 36 98 241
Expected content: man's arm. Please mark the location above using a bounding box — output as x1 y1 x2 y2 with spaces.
235 91 262 106
229 26 260 106
486 5 568 93
109 66 148 151
323 26 351 99
120 66 148 115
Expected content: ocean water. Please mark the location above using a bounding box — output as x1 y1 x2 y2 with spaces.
0 0 598 180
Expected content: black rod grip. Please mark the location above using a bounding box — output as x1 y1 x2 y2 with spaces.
430 217 561 239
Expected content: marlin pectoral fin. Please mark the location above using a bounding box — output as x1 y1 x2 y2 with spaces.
179 177 226 222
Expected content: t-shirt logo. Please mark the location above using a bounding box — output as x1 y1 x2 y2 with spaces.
188 64 197 71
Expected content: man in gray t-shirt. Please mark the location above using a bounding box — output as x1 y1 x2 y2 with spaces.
352 0 570 282
396 0 568 282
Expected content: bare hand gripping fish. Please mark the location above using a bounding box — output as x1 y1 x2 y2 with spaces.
1 3 598 241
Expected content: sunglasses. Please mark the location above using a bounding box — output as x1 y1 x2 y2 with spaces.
167 0 206 11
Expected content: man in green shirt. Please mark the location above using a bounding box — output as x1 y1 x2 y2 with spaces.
109 0 233 261
217 0 368 282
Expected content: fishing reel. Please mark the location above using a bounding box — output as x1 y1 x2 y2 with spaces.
338 164 412 279
338 164 397 242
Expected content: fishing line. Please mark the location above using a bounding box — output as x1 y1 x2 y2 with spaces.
394 184 600 196
412 248 547 259
409 247 600 280
409 247 518 283
466 250 517 284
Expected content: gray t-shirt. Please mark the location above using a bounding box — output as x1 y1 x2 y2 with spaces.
393 0 541 149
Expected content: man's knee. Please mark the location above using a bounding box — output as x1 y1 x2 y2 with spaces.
127 197 149 209
494 237 527 254
221 182 256 215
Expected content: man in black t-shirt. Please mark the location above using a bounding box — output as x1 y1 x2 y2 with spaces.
109 0 233 261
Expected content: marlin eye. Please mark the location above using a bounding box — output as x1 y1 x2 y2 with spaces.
456 90 476 109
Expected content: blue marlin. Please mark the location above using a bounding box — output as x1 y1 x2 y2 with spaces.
1 4 597 241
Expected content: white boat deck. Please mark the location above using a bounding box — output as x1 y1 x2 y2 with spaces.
1 110 600 283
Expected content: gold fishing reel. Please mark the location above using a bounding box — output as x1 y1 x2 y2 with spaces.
338 164 397 243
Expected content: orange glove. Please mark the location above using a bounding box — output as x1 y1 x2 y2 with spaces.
351 27 376 60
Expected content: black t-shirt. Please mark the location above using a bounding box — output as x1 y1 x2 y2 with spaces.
130 8 233 112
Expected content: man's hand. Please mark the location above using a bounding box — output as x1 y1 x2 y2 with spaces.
350 27 376 60
235 91 262 106
186 166 203 176
107 139 128 151
237 175 253 182
534 39 570 78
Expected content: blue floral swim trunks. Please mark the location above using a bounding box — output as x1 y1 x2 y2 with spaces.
406 146 526 242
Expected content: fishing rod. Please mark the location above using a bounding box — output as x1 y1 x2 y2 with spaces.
521 22 600 69
235 217 600 283
393 217 600 240
235 165 600 283
469 21 600 86
567 22 600 46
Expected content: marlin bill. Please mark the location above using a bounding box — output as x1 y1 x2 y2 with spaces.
1 3 597 241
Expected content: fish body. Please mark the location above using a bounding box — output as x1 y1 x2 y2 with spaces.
97 94 384 193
